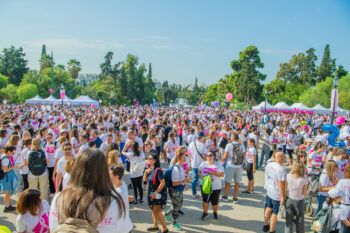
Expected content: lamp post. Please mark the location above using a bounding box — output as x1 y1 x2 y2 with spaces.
264 89 268 115
51 51 54 91
330 77 340 125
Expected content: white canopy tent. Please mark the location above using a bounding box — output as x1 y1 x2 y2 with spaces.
333 106 350 116
290 103 311 111
273 102 291 110
252 101 275 111
41 95 58 104
25 95 43 104
71 96 99 106
312 104 331 114
55 96 74 105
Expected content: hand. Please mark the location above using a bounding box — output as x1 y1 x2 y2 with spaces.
253 168 256 173
208 171 216 176
185 177 192 182
281 199 286 205
151 192 157 200
145 168 152 173
14 165 19 169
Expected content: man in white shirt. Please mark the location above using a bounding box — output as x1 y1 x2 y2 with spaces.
263 152 286 233
55 142 76 192
100 134 113 153
78 134 89 154
189 131 208 198
222 133 245 203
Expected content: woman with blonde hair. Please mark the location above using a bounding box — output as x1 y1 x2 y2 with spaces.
27 138 49 201
285 161 308 233
317 160 339 213
107 150 123 167
7 134 22 193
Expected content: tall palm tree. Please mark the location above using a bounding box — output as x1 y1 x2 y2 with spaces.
67 59 82 79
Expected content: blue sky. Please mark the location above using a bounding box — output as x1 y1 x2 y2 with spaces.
0 0 349 85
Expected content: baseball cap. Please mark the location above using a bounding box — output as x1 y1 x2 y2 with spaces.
196 131 205 138
299 144 307 150
328 188 346 199
60 129 68 134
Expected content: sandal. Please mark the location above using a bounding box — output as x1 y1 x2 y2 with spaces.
147 226 160 231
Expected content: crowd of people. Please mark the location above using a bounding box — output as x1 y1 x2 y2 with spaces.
0 103 350 233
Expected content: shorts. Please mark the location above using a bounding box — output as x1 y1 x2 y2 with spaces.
224 166 242 183
246 163 254 181
201 189 221 205
266 195 280 214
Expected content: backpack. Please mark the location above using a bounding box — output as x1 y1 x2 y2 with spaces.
28 150 47 176
0 156 9 180
202 175 212 195
312 204 337 233
52 218 99 233
164 165 180 188
231 143 243 166
295 133 304 146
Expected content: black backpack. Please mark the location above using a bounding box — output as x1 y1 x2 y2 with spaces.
231 143 243 165
28 150 47 176
295 133 304 146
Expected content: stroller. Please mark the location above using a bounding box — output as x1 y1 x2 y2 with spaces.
305 170 321 217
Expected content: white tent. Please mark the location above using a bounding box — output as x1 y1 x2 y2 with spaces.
334 106 350 116
25 95 43 104
312 104 331 114
42 95 58 104
55 95 74 105
290 103 311 111
252 101 274 111
273 102 291 110
71 96 99 106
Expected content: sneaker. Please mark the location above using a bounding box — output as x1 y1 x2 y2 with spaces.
222 196 229 202
213 213 218 220
3 205 16 212
178 209 184 215
262 224 270 232
201 213 208 220
242 190 252 194
232 198 239 204
139 200 144 204
132 201 138 205
165 214 172 223
172 223 183 231
192 194 201 199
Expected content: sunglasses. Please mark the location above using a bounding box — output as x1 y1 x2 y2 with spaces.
47 137 52 140
63 148 72 151
208 154 215 157
147 157 154 161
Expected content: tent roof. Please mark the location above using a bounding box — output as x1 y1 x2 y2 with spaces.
252 101 274 110
44 95 58 100
71 95 99 106
312 104 328 110
290 103 310 110
274 102 290 109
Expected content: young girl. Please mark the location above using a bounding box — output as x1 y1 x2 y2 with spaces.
16 189 50 233
307 142 325 175
321 188 350 233
243 138 256 194
62 158 75 189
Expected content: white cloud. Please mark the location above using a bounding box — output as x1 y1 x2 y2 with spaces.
260 49 300 55
152 44 175 50
149 36 169 41
24 39 124 50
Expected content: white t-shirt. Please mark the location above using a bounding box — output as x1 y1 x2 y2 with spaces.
165 140 179 160
246 146 256 164
49 193 132 233
71 137 80 154
308 151 323 174
56 155 77 178
224 142 246 168
199 161 224 190
125 152 145 178
19 147 29 174
286 134 296 150
44 144 56 168
115 182 133 232
189 141 208 169
169 156 190 174
334 157 348 180
171 164 186 183
100 142 109 154
336 179 350 205
319 172 336 196
322 203 349 231
16 200 50 233
78 143 89 154
55 149 64 161
286 174 308 200
62 173 71 189
264 162 286 201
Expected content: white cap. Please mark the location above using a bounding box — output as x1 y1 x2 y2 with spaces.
328 188 346 199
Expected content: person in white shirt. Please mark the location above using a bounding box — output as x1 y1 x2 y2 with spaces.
78 134 89 154
333 148 349 180
100 133 113 154
49 149 129 233
16 189 50 233
243 138 257 194
263 152 286 233
18 139 32 191
109 165 133 233
164 132 179 164
189 131 208 198
198 151 224 220
222 133 245 203
55 142 76 193
317 160 338 213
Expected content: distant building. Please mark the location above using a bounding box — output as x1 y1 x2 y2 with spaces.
76 73 98 86
153 79 162 89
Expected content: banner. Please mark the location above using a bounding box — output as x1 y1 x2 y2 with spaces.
331 89 338 111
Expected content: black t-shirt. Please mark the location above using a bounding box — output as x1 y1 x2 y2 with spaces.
162 127 172 142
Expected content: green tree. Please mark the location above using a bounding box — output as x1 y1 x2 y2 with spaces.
17 83 38 103
318 44 336 81
335 65 348 79
40 54 54 72
100 51 114 77
299 77 333 108
203 83 218 103
0 46 29 85
263 78 286 104
0 84 18 103
41 44 46 57
67 59 82 79
338 75 350 110
230 46 266 103
0 74 8 89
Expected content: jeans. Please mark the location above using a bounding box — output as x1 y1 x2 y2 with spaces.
131 176 143 202
191 168 199 195
317 194 327 213
28 174 49 201
255 151 259 169
285 198 305 233
260 148 270 168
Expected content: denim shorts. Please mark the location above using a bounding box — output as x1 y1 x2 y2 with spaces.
266 195 280 214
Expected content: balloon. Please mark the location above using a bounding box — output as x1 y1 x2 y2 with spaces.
226 93 233 102
91 104 95 108
301 121 307 126
248 101 252 104
302 125 309 131
336 116 345 125
212 101 219 107
133 99 136 102
322 124 346 148
245 105 248 108
49 89 53 94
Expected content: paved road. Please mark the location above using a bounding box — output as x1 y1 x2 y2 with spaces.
0 159 315 232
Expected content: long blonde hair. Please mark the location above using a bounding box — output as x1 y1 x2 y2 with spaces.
290 161 305 178
107 150 120 167
325 160 338 184
31 138 42 150
7 134 20 146
174 146 186 164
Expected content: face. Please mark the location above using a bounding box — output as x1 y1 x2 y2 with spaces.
147 156 155 166
107 136 113 144
47 135 53 142
207 152 215 161
63 145 72 155
299 154 306 162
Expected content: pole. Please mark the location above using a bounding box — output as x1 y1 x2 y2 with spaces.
264 95 267 115
331 88 336 125
51 51 54 91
